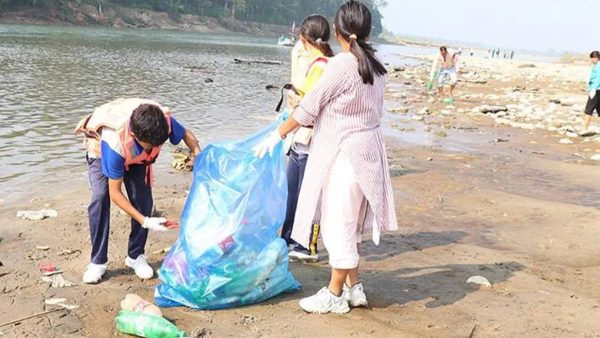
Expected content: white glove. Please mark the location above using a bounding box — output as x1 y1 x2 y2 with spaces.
252 130 283 159
142 217 168 232
590 90 596 99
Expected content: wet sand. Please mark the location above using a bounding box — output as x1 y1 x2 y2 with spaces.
2 56 600 337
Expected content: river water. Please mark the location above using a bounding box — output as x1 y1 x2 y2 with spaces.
0 23 433 201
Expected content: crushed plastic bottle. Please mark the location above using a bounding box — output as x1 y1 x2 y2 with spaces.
115 310 185 338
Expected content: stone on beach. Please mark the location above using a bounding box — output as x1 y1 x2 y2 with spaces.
390 107 410 114
480 105 508 114
559 139 574 144
16 209 58 221
466 276 492 287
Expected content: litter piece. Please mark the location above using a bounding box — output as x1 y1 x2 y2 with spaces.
41 274 76 288
115 310 185 338
39 263 62 276
16 209 58 221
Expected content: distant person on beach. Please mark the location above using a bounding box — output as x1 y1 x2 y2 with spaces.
281 14 335 263
510 51 515 59
429 46 460 100
254 0 397 314
75 99 201 284
583 51 600 131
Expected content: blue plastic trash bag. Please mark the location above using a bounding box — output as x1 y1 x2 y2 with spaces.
155 123 300 309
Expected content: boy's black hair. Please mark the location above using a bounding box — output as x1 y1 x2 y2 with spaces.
590 51 600 59
130 104 169 147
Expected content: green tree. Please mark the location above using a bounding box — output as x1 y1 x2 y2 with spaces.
0 0 387 36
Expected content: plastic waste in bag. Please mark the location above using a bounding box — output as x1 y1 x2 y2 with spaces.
155 122 300 309
115 310 185 338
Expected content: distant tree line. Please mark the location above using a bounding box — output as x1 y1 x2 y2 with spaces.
0 0 387 35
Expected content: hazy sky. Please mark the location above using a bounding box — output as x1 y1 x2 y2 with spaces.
381 0 599 53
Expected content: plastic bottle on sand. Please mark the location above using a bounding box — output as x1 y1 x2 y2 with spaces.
121 294 163 317
115 310 185 338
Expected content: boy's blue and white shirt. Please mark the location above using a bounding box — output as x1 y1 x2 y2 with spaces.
100 117 186 179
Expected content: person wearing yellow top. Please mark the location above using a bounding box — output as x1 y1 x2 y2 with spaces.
282 14 334 262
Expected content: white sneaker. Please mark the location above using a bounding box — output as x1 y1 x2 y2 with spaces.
288 250 319 262
343 283 368 307
125 255 154 279
299 287 350 314
82 263 106 284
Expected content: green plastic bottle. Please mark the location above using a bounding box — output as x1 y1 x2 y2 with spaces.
115 310 186 338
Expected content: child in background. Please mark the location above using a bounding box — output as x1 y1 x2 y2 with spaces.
281 15 335 262
583 51 600 132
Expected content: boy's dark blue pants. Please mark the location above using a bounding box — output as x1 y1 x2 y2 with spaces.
87 156 152 265
281 149 317 255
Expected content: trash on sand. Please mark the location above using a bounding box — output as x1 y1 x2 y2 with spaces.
39 263 62 276
121 294 163 317
559 138 574 145
44 298 67 305
466 275 492 287
57 248 81 256
36 245 50 251
44 298 79 310
172 150 194 171
115 310 186 338
153 247 172 255
41 274 76 288
16 209 58 220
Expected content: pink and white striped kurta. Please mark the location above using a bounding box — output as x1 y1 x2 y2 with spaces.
290 52 398 248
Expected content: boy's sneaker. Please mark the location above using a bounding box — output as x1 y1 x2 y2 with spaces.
299 287 350 314
82 263 106 284
125 255 154 279
288 250 318 262
343 283 368 307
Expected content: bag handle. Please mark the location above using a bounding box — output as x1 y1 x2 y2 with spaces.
275 84 298 112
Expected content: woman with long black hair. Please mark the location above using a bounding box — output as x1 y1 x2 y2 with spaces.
254 0 398 314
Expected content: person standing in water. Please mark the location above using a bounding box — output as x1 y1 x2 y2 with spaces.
254 0 398 314
429 46 459 100
583 51 600 132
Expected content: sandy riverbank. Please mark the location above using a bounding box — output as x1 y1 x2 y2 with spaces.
2 56 600 337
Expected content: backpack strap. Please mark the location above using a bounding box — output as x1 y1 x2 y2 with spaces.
305 57 329 76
